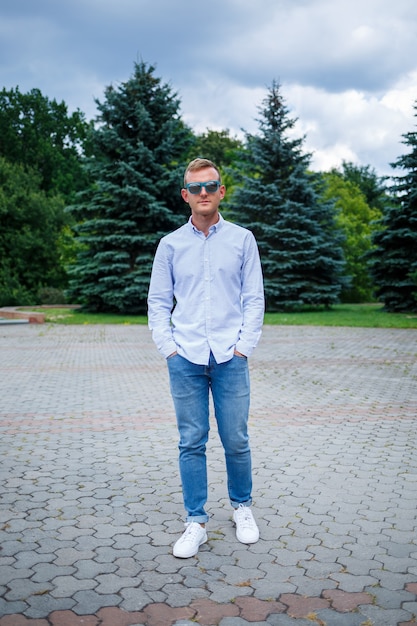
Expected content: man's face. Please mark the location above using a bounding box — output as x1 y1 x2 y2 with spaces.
181 167 225 220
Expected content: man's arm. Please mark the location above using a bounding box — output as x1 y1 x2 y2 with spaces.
147 240 178 358
235 232 265 357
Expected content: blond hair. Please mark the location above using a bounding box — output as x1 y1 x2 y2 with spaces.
183 158 221 186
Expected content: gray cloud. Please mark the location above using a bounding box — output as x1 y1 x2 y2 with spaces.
1 0 416 176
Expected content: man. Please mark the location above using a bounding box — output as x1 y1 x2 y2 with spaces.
147 158 264 558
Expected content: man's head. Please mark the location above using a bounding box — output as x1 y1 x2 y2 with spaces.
183 158 221 187
181 158 225 226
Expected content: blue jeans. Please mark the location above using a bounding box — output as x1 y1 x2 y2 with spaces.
167 352 253 523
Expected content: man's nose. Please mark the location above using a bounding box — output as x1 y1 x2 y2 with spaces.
199 185 208 195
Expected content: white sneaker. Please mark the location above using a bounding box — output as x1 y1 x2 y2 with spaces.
173 522 208 558
233 504 259 544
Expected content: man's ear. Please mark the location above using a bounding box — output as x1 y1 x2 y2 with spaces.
181 188 188 203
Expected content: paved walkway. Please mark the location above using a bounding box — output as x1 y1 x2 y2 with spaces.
1 323 417 626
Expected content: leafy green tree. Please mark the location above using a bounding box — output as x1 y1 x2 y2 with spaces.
0 86 90 199
67 61 194 313
188 129 244 197
370 103 417 312
322 172 381 302
189 128 242 166
339 161 389 213
0 87 92 300
0 158 67 305
226 81 346 311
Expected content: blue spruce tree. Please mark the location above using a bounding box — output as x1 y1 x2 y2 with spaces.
67 61 193 313
370 102 417 312
226 81 346 311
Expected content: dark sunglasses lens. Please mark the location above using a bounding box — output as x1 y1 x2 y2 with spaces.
187 183 202 194
205 182 219 193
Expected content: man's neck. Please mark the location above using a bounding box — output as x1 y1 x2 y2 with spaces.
191 212 220 237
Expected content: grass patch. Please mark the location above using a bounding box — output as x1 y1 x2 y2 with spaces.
32 307 148 325
264 303 417 328
27 303 417 328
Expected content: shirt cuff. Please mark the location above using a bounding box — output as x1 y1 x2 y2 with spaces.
160 340 178 359
235 341 253 358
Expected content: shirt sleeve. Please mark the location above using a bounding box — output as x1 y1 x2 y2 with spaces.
147 239 178 358
234 232 265 357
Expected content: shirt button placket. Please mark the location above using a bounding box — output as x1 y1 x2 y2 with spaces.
204 239 211 338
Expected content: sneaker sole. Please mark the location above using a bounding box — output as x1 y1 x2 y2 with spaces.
173 533 208 558
235 530 259 544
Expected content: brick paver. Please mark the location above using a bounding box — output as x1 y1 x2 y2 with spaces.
1 323 417 625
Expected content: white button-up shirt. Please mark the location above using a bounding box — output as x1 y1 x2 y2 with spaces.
147 214 264 365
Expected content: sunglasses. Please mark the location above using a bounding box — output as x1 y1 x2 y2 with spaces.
185 180 221 195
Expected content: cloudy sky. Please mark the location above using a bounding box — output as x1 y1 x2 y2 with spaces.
1 0 417 177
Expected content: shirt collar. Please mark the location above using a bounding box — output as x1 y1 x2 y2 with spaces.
188 213 224 234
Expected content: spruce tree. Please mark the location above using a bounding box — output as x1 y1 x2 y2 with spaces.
226 81 346 311
370 103 417 312
67 61 193 313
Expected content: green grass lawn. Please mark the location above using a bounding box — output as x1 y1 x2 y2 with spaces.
264 303 417 328
29 303 417 328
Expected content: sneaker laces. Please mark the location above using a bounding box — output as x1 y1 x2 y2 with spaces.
235 504 256 529
179 522 204 543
